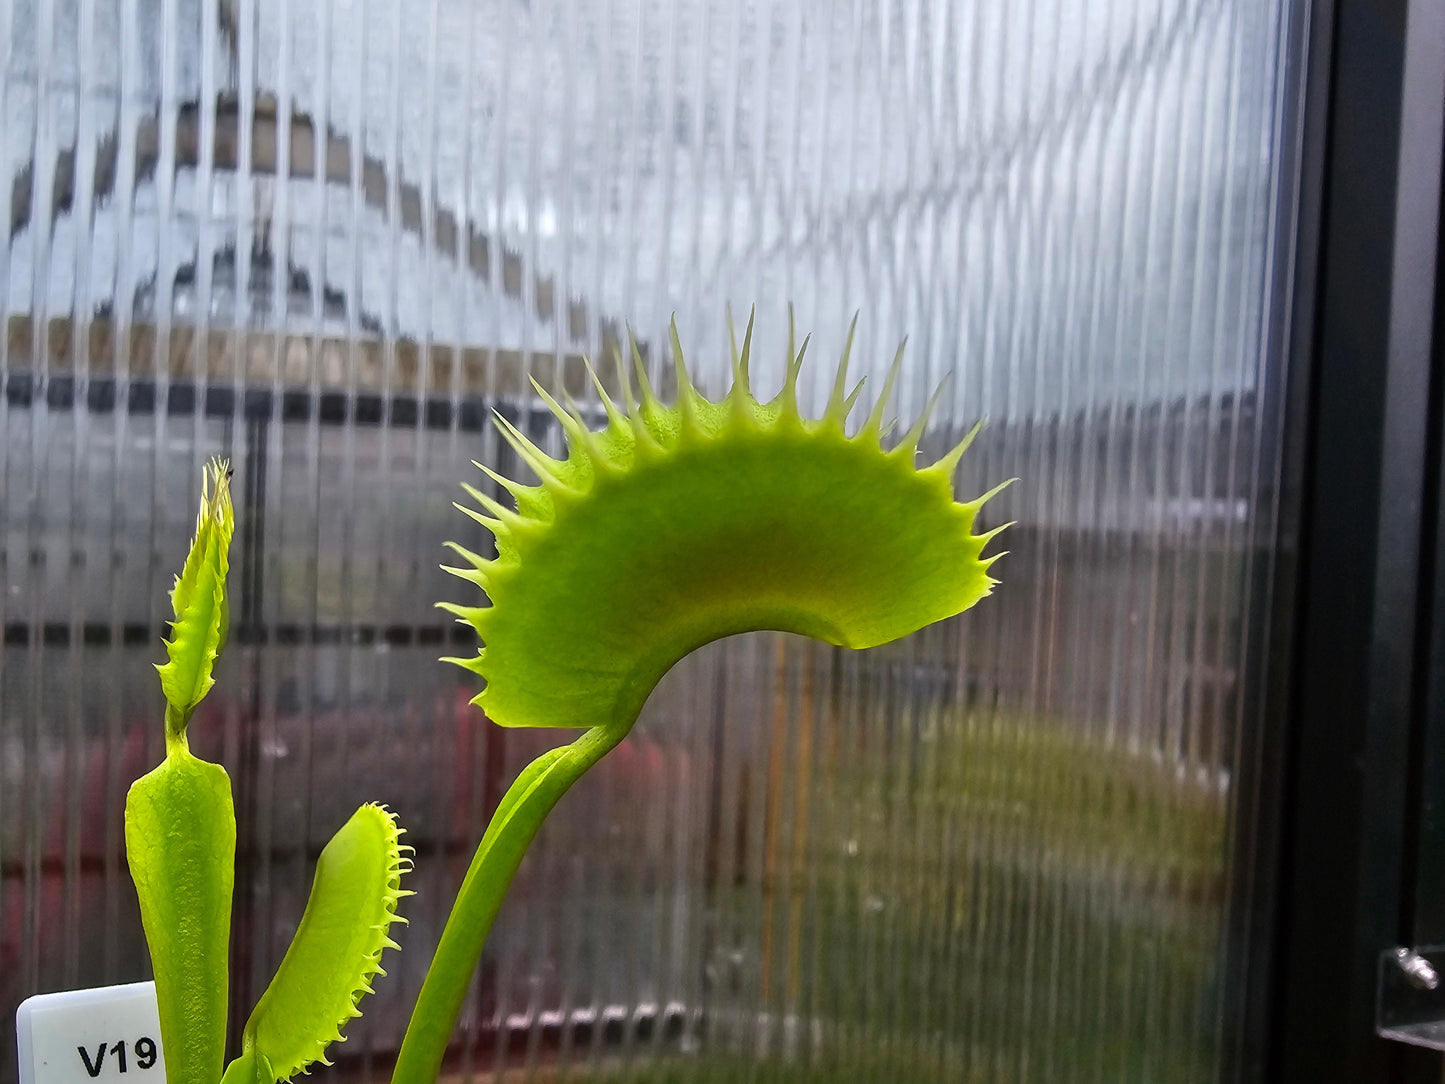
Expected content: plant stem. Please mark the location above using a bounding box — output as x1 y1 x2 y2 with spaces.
163 702 189 755
391 723 626 1084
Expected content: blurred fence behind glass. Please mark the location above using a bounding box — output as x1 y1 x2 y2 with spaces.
1 0 1306 1080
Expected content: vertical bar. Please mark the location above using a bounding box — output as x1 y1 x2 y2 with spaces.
1399 0 1445 955
1273 0 1445 1078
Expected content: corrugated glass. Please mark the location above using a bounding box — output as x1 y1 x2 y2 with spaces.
1 0 1307 1080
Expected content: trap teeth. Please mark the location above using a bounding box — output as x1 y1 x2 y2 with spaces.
441 319 1006 735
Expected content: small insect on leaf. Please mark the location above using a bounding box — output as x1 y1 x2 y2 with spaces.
220 804 411 1084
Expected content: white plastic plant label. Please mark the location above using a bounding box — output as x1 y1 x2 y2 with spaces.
15 982 166 1084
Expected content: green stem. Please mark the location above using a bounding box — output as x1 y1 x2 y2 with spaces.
163 702 189 755
391 723 626 1084
218 1049 270 1084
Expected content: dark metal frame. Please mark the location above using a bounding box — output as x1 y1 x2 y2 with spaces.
1251 0 1445 1080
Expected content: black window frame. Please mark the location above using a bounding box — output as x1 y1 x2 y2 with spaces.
1248 0 1445 1080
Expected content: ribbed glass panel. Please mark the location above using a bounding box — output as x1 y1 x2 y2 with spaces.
1 0 1307 1082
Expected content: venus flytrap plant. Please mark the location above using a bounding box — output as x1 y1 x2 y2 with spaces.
393 316 1009 1083
126 459 239 1084
125 459 412 1084
218 804 410 1084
